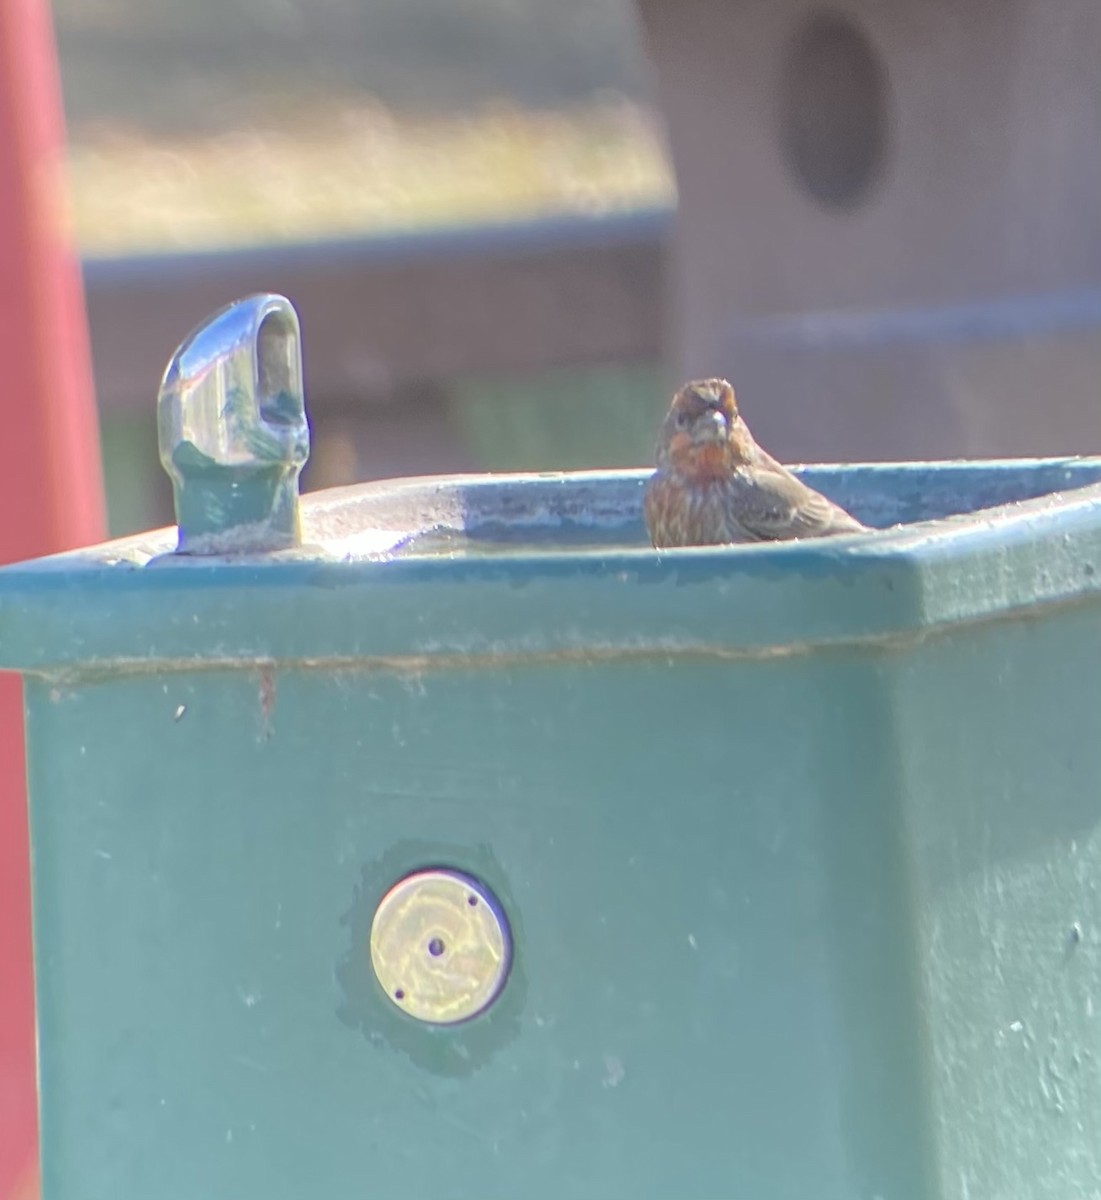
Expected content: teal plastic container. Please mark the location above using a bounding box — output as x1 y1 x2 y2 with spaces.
4 455 1101 1199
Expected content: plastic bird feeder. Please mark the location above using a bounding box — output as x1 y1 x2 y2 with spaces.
4 296 1101 1199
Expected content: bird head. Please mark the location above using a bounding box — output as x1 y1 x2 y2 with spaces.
656 378 749 476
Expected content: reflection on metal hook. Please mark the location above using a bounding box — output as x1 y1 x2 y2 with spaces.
157 293 310 554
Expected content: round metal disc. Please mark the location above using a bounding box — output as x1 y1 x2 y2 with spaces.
369 869 511 1024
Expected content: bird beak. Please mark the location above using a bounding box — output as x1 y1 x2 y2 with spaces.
693 409 729 443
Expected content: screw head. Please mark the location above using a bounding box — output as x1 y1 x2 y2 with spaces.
369 870 511 1024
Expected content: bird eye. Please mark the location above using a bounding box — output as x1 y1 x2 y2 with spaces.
674 410 690 428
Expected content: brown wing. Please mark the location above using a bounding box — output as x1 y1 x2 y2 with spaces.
725 465 866 541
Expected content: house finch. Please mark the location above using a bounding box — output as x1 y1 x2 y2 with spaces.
643 378 868 547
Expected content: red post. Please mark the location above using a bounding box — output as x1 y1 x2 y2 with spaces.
0 1 106 1196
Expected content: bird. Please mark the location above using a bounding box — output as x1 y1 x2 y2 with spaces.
643 378 869 548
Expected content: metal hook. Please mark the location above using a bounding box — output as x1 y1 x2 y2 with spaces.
157 293 310 554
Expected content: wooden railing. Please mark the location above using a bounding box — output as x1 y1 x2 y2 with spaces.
83 207 671 416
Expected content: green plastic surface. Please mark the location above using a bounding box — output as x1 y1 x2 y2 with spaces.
4 459 1101 1199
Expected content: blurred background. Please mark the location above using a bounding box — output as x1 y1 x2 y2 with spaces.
50 0 1101 543
58 0 1101 545
55 0 675 537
